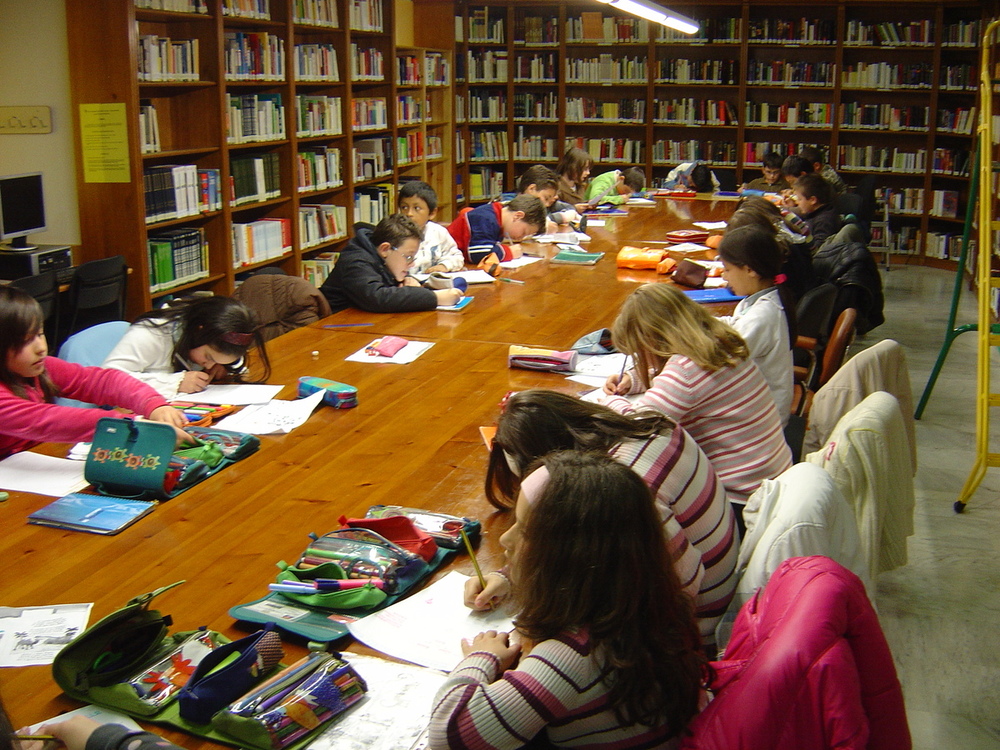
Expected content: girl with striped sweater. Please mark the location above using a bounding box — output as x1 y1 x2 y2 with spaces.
471 389 737 643
601 283 792 530
430 451 707 750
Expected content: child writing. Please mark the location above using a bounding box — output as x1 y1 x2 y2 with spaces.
785 173 842 251
430 450 708 750
0 287 188 458
663 161 719 193
554 147 592 210
716 225 796 423
799 145 847 195
447 194 546 266
741 151 790 193
601 284 792 526
321 213 463 313
397 181 465 273
516 165 579 228
585 166 646 206
103 295 271 401
471 389 737 643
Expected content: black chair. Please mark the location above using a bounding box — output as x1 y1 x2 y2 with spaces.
62 255 128 340
791 283 838 409
11 269 60 343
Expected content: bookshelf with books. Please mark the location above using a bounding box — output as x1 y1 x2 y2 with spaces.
69 0 428 314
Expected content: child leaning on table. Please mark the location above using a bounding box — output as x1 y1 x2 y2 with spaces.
321 213 463 313
396 181 464 274
0 287 189 460
102 295 271 402
446 194 546 266
516 164 579 229
429 450 708 750
585 166 646 206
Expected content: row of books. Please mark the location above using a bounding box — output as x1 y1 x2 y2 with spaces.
352 97 388 131
942 20 982 47
513 53 556 83
348 0 383 32
466 50 507 83
746 18 836 45
656 59 739 86
925 232 962 261
397 54 422 86
513 92 558 122
139 102 161 154
837 145 926 174
514 15 558 46
138 35 199 82
469 168 504 201
841 62 933 90
294 43 340 82
886 225 921 255
565 98 646 124
844 20 934 47
299 205 346 248
929 190 960 219
840 103 930 132
232 218 291 267
931 148 971 177
224 32 285 81
396 131 425 165
454 133 466 165
297 147 343 193
565 14 649 44
297 95 343 137
301 251 339 285
466 9 505 43
564 137 643 164
937 107 976 136
746 60 835 87
144 165 222 224
468 94 506 122
353 183 395 224
136 0 208 12
352 138 392 181
878 187 925 215
396 95 426 125
513 130 557 160
225 93 286 144
565 55 648 85
940 64 978 92
743 141 821 163
350 44 384 82
293 0 338 28
744 102 832 129
223 0 270 20
147 227 210 293
468 130 508 161
653 140 738 166
425 53 450 87
655 99 737 127
230 152 281 206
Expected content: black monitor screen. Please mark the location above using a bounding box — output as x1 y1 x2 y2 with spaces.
0 173 46 242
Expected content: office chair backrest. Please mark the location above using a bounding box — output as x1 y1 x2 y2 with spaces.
795 283 838 343
65 255 128 337
817 307 858 388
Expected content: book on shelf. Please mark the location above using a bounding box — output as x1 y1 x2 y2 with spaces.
930 190 959 219
299 205 347 249
354 183 395 225
397 54 421 86
349 0 384 32
468 167 504 201
294 43 340 81
136 0 208 12
139 100 160 154
144 165 221 224
293 0 338 27
28 492 158 535
222 0 271 20
350 44 385 81
226 93 286 144
296 95 343 137
138 35 199 82
229 152 281 206
298 147 343 192
302 251 339 286
425 53 449 86
353 138 393 181
223 31 286 81
232 218 291 267
352 97 389 131
148 226 210 292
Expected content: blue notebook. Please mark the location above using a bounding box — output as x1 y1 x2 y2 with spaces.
28 492 157 535
684 288 746 304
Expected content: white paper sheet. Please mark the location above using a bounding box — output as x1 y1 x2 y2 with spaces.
667 242 710 253
179 384 284 405
214 391 324 435
413 270 496 284
0 452 89 497
498 256 544 269
693 221 728 230
24 705 142 734
349 571 515 672
626 197 656 206
566 374 607 389
0 603 93 667
531 231 590 245
584 218 605 226
305 654 445 750
345 340 435 365
573 353 630 378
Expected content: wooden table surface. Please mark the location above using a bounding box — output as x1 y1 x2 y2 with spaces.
1 197 736 743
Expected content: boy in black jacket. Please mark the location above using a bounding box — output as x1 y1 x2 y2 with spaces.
321 214 463 313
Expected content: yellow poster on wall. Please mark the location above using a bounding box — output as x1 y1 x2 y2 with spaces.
79 103 131 183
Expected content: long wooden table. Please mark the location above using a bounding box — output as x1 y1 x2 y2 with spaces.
1 197 736 745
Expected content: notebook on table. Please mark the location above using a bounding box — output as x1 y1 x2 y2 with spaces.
28 492 157 535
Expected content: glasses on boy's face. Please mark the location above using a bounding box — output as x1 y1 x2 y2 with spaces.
391 246 416 264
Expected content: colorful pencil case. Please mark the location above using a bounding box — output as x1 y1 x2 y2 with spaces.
365 336 408 357
508 345 578 373
297 377 358 409
665 229 710 243
365 505 482 550
170 402 237 426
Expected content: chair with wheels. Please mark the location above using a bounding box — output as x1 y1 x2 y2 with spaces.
62 255 128 339
11 269 60 343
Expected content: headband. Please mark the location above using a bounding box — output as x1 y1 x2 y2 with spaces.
221 331 254 346
520 465 550 506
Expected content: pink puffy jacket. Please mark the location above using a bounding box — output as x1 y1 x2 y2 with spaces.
681 556 910 750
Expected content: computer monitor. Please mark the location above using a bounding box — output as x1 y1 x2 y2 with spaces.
0 172 47 251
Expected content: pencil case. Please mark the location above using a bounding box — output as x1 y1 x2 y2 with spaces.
616 246 664 270
297 377 359 409
338 513 439 562
508 345 578 373
423 272 469 292
665 229 710 243
365 505 482 550
170 402 237 426
365 336 408 357
672 258 709 288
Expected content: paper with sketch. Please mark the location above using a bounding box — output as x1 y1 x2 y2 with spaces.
0 603 93 667
305 653 443 750
498 256 543 269
573 353 630 379
0 452 89 497
24 705 142 735
349 571 514 672
693 221 727 230
346 340 434 365
181 384 284 405
214 390 324 435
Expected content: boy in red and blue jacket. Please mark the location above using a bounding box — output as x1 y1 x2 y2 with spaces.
447 194 546 265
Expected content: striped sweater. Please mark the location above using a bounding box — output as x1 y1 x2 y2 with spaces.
429 630 681 749
611 428 737 640
603 355 792 505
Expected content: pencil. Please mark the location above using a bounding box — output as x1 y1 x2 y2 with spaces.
496 277 525 285
460 528 487 591
13 736 57 742
323 323 373 328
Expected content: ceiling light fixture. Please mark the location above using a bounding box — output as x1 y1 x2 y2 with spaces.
594 0 698 34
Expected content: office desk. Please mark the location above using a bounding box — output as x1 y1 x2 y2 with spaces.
2 197 737 743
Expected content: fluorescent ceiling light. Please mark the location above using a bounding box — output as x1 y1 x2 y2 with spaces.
594 0 698 33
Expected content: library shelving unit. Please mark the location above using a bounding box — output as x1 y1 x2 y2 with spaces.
446 0 984 268
68 0 450 316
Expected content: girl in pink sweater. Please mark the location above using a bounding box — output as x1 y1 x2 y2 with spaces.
0 287 188 459
430 451 707 749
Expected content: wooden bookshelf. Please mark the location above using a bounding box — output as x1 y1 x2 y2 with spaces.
443 0 984 268
68 0 452 316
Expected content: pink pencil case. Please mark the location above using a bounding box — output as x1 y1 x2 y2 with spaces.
365 336 408 357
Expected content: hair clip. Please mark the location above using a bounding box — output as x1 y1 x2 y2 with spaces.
221 331 253 346
498 391 517 413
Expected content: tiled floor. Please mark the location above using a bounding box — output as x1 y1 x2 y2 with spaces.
856 264 1000 748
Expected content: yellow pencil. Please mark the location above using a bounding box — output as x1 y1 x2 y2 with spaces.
460 528 487 591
